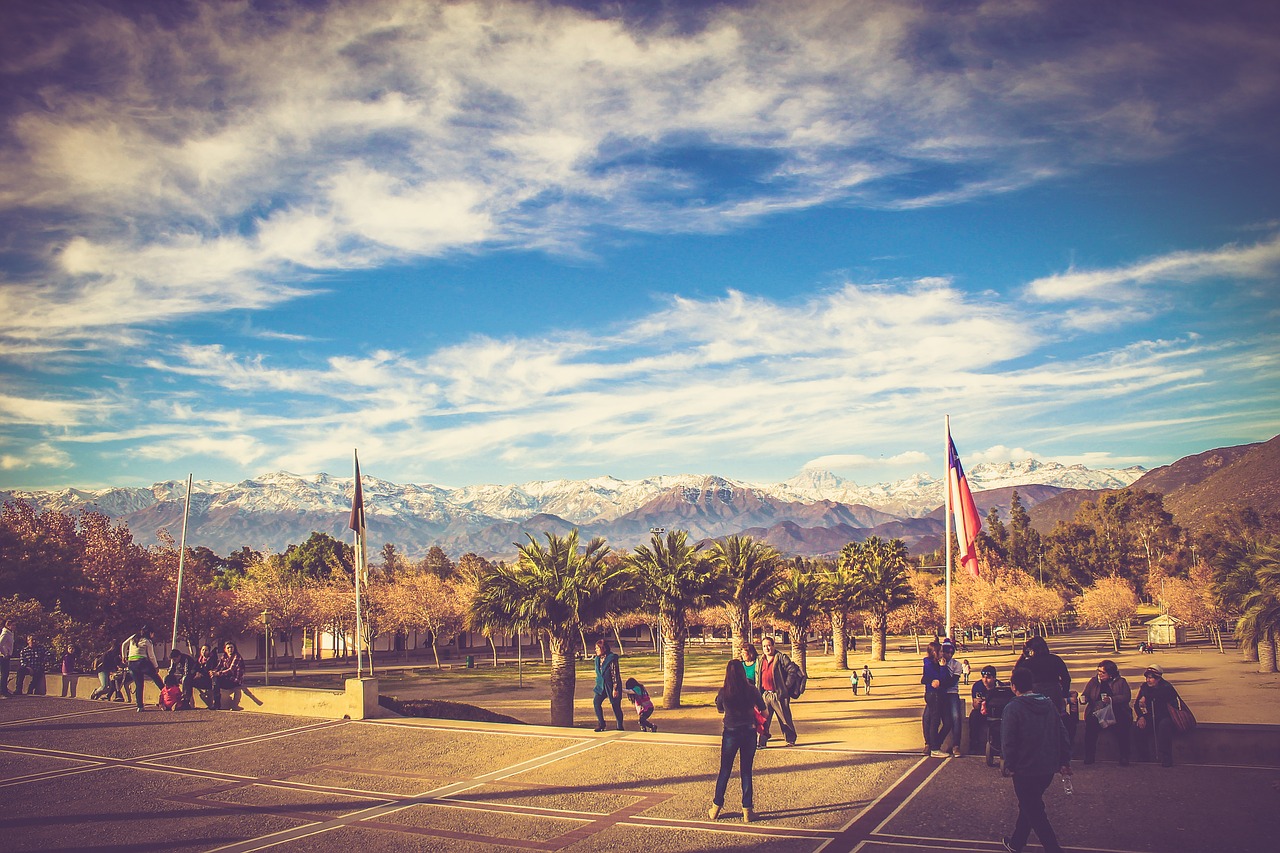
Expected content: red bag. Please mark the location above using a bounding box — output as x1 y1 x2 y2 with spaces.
1167 698 1196 732
159 685 184 710
753 707 767 736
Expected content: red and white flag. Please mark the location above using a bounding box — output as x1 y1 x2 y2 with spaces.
947 433 982 576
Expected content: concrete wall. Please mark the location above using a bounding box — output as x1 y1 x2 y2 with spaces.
36 673 380 721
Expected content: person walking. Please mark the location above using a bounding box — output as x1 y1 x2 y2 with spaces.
849 669 860 695
962 659 972 685
754 635 801 748
1000 666 1071 853
122 626 164 711
861 664 873 694
1133 664 1184 767
1082 659 1131 765
0 619 15 697
592 639 624 732
709 658 767 824
15 635 49 695
89 642 122 700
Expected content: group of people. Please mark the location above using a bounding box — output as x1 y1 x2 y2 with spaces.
921 634 1190 853
0 619 247 712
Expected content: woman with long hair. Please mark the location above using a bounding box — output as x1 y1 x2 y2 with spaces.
921 640 952 756
121 626 164 712
710 658 766 823
1081 659 1132 765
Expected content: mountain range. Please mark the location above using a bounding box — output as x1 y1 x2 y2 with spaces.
2 459 1145 559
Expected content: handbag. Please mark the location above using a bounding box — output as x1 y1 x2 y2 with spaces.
1093 701 1116 729
752 707 767 736
1167 697 1196 732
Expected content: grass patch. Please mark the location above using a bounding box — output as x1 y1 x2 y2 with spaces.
379 695 527 725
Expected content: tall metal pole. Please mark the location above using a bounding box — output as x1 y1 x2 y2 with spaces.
944 415 953 639
171 473 193 651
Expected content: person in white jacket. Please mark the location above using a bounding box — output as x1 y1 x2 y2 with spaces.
0 619 14 697
121 626 164 712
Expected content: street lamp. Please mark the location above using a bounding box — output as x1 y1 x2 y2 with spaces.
262 611 270 687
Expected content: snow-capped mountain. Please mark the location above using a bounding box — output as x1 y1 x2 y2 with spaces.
1 460 1144 558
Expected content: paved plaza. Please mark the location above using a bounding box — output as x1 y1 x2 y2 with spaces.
0 694 1273 852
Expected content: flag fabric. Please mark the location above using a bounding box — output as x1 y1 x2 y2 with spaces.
947 434 982 576
348 453 365 537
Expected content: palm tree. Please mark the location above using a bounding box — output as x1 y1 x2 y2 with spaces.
761 557 823 673
1232 540 1280 674
629 529 727 708
470 530 631 727
822 551 862 670
709 535 781 653
847 536 913 661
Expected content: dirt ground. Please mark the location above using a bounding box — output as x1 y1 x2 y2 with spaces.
359 628 1280 741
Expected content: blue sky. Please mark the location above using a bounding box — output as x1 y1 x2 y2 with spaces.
1 0 1278 491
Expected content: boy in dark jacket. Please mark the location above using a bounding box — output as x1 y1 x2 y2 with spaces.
1000 666 1072 853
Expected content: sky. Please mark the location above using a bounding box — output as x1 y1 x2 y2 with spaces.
1 0 1278 492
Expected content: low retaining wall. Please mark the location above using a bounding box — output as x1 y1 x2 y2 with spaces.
30 674 380 721
1074 721 1280 767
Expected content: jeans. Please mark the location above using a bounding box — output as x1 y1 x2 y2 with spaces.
713 725 758 809
0 656 10 695
1009 773 1062 853
760 690 796 745
90 671 111 698
593 690 623 729
922 692 951 750
128 660 164 709
15 667 45 695
211 675 241 710
947 694 964 751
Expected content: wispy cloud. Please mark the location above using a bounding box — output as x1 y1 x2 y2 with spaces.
3 0 1275 352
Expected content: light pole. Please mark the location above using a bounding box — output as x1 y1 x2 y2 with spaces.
262 611 270 686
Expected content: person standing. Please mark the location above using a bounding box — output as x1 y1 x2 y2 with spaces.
709 658 767 824
592 639 624 732
921 640 953 757
15 635 49 695
122 626 165 711
999 666 1071 853
740 644 759 683
59 644 79 697
1082 659 1131 765
754 635 800 748
1017 636 1074 743
1133 664 1182 767
942 645 965 756
962 659 972 685
0 619 14 697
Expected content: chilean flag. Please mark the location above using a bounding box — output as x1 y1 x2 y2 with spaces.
947 434 982 576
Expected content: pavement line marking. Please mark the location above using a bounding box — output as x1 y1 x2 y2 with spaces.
0 704 123 727
813 755 945 853
864 757 949 836
358 717 592 741
135 718 348 761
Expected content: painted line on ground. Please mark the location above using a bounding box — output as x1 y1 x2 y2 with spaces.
814 754 947 853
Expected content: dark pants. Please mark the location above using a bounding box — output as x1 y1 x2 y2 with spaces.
1140 717 1176 766
1083 710 1130 764
637 707 653 728
922 693 951 750
128 660 164 709
15 667 45 695
0 656 10 695
1009 772 1062 853
760 690 796 746
967 710 990 755
593 690 623 729
211 675 241 710
713 725 758 809
190 672 214 708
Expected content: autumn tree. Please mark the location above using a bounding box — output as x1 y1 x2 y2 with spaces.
1075 576 1139 652
235 553 314 677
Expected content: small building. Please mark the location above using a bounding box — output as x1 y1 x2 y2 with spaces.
1145 613 1187 646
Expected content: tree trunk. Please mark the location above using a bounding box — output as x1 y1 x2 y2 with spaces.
831 609 848 670
612 623 625 655
791 625 808 673
1259 627 1278 674
873 613 888 661
1108 625 1120 652
729 604 750 655
1243 638 1259 662
548 633 576 728
651 623 660 653
660 612 687 709
431 636 441 669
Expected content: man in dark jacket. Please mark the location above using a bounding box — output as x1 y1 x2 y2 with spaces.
754 635 802 748
1000 666 1072 853
167 649 199 710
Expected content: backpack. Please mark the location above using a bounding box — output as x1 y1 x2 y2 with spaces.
787 656 808 700
159 685 184 710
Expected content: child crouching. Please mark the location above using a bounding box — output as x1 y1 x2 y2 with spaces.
624 677 656 732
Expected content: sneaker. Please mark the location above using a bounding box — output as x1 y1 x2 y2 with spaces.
649 722 658 732
593 726 606 732
742 808 756 823
708 804 721 820
930 750 951 758
951 748 962 757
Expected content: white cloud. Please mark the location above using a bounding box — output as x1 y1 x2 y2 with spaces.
1027 233 1280 303
969 445 1039 465
0 442 73 471
804 450 929 470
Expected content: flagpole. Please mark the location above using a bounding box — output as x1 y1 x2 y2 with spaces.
171 473 193 652
352 451 366 679
944 415 952 639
